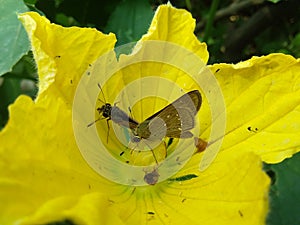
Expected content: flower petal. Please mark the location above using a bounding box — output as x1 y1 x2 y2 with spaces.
208 54 300 163
18 12 116 103
0 95 116 222
0 5 282 225
18 193 125 225
107 152 269 225
141 4 208 64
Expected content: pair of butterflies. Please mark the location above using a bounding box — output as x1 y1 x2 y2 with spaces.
89 86 202 147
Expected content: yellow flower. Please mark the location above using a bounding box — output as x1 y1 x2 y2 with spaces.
0 4 299 225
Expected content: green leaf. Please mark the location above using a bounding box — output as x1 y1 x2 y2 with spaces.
105 0 154 45
0 0 30 76
0 77 22 128
24 2 45 16
55 13 81 27
267 0 282 3
0 52 38 129
266 152 300 225
291 33 300 47
290 33 300 58
23 0 37 4
169 174 198 182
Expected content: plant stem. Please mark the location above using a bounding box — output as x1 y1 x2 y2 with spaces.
203 0 220 42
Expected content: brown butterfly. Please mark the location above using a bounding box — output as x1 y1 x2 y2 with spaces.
130 90 202 142
89 88 202 164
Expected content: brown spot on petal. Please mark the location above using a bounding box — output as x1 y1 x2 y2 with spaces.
194 137 207 153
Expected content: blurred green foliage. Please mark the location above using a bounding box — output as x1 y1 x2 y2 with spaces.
0 1 300 224
265 152 300 225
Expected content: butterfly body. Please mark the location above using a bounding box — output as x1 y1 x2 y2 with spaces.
98 104 139 129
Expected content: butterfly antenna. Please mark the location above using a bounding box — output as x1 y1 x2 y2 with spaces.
128 106 135 120
87 117 106 127
97 83 107 103
97 98 105 104
87 118 101 127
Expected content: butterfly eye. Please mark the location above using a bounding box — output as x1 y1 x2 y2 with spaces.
97 106 103 113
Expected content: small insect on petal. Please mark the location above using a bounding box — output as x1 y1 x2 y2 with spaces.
87 83 139 143
144 168 160 185
194 137 208 153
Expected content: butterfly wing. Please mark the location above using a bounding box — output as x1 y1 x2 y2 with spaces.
111 106 139 129
136 90 202 139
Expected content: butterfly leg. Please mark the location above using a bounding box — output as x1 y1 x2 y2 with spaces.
163 140 167 158
142 141 158 164
106 118 111 143
151 149 158 164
